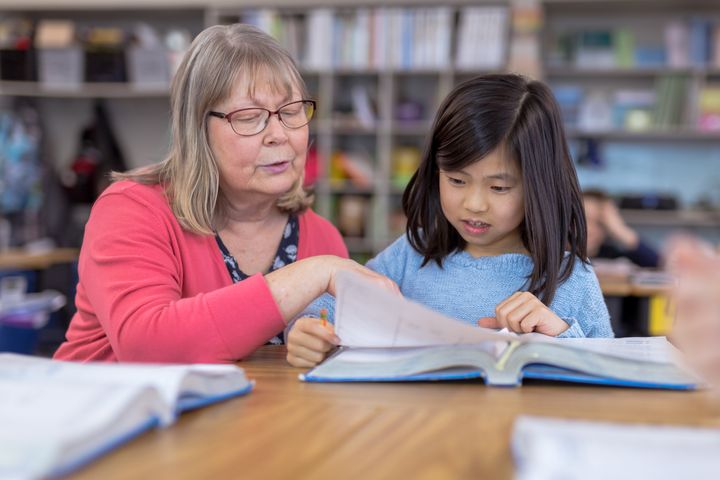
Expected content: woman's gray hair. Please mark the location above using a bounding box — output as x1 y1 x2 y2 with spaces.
113 23 313 234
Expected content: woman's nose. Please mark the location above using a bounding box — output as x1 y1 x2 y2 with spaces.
262 114 289 143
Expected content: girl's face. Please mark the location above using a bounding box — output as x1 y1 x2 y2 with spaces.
439 147 526 257
207 80 309 206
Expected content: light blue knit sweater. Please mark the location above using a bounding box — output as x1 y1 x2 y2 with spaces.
300 234 614 338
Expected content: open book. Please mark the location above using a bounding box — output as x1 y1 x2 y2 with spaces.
0 354 253 479
300 272 699 389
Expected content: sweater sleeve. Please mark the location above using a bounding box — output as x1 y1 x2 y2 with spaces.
365 235 409 287
555 260 615 339
79 191 284 363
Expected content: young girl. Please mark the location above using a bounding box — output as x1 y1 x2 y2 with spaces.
287 74 613 367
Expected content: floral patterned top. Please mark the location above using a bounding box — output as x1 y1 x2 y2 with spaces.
215 215 299 344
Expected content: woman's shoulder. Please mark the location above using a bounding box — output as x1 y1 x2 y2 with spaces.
99 180 168 207
298 208 334 229
91 181 174 226
297 208 344 239
296 208 348 258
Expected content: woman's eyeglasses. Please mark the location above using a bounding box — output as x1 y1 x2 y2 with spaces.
208 100 316 136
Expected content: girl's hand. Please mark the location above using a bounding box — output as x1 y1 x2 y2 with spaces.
477 291 570 336
286 317 340 368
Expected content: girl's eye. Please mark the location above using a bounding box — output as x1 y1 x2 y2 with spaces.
447 176 465 186
491 186 511 192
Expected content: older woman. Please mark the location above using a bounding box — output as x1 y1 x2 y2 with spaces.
54 24 395 363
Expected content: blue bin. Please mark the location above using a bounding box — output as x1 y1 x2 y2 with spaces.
0 290 65 354
0 321 40 354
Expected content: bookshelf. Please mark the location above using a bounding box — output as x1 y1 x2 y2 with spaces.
1 0 719 259
543 0 720 248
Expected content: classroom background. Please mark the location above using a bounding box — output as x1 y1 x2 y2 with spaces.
1 0 719 355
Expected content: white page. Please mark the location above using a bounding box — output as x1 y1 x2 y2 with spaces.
334 271 518 348
548 337 677 364
0 379 164 480
0 354 248 417
513 415 720 480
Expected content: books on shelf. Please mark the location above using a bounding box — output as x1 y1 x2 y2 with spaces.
653 74 689 129
512 415 720 480
328 149 374 189
303 7 453 70
301 271 699 389
456 6 509 70
697 85 720 132
0 353 253 479
391 146 421 189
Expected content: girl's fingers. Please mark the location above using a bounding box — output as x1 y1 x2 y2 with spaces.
478 317 501 328
497 292 537 333
518 314 541 333
286 344 328 365
286 352 320 368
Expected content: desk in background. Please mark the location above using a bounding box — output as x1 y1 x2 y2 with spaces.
0 248 79 271
71 346 720 480
598 268 673 337
0 248 79 354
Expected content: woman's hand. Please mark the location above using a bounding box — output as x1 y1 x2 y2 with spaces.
477 291 570 336
265 255 398 325
322 256 400 297
286 317 340 367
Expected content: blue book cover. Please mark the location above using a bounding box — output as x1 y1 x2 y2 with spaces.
0 354 253 479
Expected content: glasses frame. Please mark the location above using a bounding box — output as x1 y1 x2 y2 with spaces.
208 99 317 136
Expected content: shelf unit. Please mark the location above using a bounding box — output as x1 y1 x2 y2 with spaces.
1 0 719 258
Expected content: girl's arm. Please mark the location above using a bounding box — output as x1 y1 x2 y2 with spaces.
555 261 614 338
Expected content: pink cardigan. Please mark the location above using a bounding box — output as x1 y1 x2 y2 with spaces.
54 181 348 363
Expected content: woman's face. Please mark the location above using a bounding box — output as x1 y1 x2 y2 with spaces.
208 80 309 205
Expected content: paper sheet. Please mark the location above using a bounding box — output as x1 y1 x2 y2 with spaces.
513 415 720 480
549 336 677 364
334 271 517 347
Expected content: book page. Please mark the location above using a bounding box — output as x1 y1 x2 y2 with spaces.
513 415 720 480
0 379 164 479
304 344 500 381
548 337 677 364
334 271 517 348
0 354 250 419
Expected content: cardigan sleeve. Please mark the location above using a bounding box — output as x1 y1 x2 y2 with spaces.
78 191 285 363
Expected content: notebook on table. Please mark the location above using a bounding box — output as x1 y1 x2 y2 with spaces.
0 353 253 479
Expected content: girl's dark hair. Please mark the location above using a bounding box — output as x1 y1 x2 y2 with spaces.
402 73 587 305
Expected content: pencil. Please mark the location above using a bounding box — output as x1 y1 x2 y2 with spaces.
320 308 328 328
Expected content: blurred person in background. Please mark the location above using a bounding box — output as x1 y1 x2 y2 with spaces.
584 189 659 268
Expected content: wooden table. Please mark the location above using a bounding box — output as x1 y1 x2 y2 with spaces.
0 248 78 270
73 346 720 480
